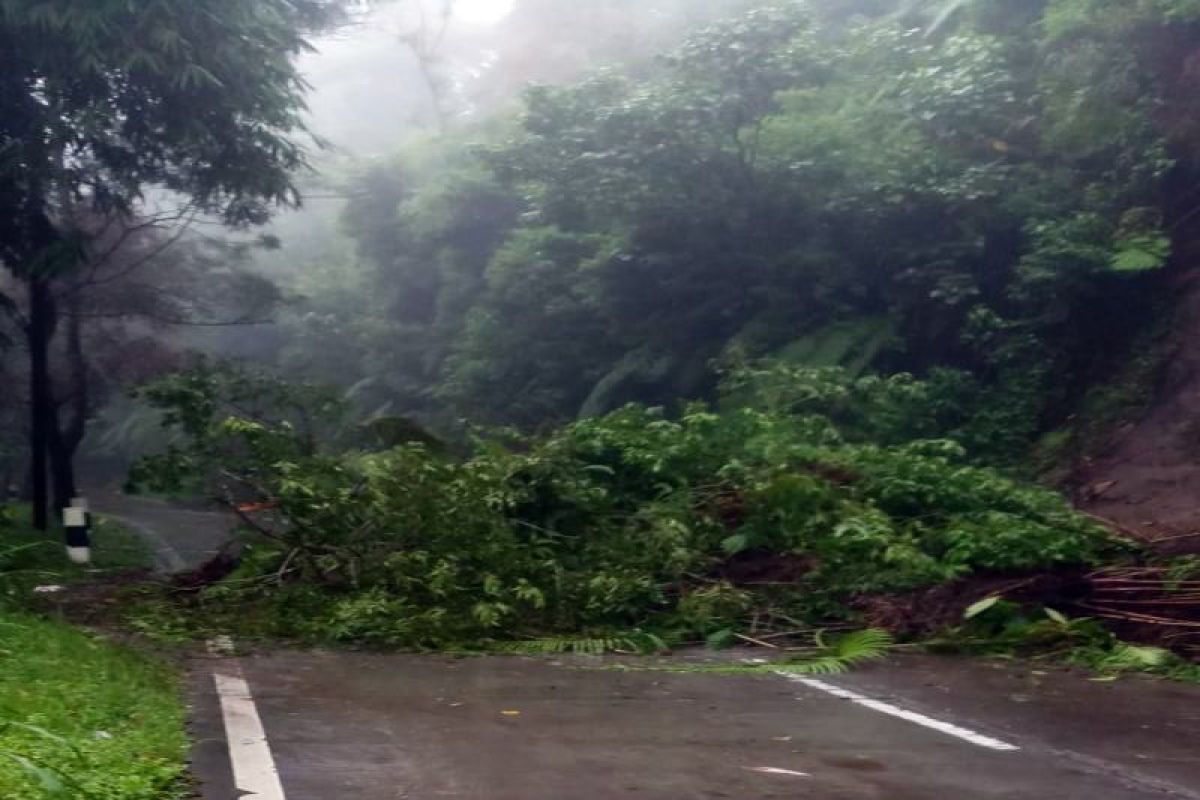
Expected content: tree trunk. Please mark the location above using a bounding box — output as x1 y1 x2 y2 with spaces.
47 410 76 514
27 276 54 530
48 292 86 512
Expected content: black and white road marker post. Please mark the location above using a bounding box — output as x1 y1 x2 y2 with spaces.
71 496 91 527
63 500 92 565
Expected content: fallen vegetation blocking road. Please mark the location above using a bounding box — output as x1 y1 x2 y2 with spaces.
0 613 187 799
126 359 1175 663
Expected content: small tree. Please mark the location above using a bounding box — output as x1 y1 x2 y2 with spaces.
0 0 344 529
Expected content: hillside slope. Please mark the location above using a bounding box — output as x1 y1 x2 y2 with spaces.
1076 269 1200 553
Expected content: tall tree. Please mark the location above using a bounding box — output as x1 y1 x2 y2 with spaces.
0 0 343 530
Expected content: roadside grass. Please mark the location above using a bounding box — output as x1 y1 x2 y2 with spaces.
0 613 187 799
1 507 152 598
0 506 189 799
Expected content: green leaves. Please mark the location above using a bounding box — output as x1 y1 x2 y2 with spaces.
1110 233 1171 273
1098 643 1173 671
0 0 338 235
0 722 87 797
494 631 667 656
721 533 751 555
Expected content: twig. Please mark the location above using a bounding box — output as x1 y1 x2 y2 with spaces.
734 633 780 649
1080 604 1200 627
218 491 285 543
1077 511 1146 541
1149 531 1200 544
753 629 815 641
1095 597 1200 605
276 548 300 584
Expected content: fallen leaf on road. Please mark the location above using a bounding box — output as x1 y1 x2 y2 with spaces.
501 710 521 716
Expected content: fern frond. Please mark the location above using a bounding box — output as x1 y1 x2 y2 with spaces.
494 632 665 656
772 656 855 675
779 628 893 674
829 628 893 665
494 637 605 655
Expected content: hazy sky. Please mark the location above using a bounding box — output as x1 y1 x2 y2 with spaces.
300 1 516 155
454 0 516 24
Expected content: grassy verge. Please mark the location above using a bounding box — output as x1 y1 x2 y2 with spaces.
0 506 188 799
1 508 151 597
0 618 186 796
0 613 187 799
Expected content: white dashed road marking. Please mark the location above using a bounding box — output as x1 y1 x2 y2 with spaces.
210 639 287 800
779 673 1020 752
746 766 811 777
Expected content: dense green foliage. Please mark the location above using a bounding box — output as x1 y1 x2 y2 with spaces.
270 0 1200 464
134 360 1122 648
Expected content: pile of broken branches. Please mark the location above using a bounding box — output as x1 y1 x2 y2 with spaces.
1084 565 1200 659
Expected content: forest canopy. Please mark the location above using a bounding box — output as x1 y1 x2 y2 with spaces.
264 0 1200 470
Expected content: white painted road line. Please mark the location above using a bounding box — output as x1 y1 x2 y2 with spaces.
746 766 811 777
779 674 1021 753
212 648 287 800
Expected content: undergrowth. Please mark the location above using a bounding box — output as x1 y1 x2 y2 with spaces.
929 597 1200 682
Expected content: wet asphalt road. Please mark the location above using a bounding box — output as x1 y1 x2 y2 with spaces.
88 487 230 572
90 489 1200 800
185 650 1200 800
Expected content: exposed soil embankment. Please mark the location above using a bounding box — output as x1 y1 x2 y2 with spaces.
1074 270 1200 554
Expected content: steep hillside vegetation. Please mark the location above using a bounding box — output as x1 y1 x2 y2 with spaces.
265 0 1200 482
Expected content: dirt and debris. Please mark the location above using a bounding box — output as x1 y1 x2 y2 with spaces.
170 547 241 591
25 568 155 627
850 565 1200 661
1072 270 1200 556
852 571 1093 638
717 549 816 585
1083 565 1200 658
